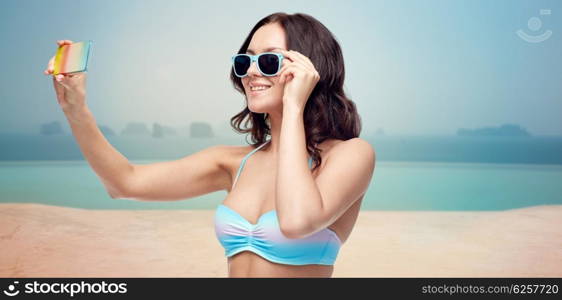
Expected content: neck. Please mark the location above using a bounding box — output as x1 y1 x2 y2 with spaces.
263 109 283 157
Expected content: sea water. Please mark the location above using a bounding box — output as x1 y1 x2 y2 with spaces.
1 160 560 211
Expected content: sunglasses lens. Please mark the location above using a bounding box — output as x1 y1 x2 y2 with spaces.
258 54 280 75
233 55 251 77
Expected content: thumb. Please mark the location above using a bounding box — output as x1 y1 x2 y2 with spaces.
54 74 68 87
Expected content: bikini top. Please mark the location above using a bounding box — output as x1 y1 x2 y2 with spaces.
214 139 342 265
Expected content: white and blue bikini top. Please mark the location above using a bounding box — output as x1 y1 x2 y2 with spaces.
214 139 342 265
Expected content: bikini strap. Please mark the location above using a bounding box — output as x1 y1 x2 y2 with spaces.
231 140 314 189
231 140 271 189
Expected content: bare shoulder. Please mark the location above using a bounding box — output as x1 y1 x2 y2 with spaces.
321 137 376 164
340 137 375 158
209 143 252 166
210 143 256 183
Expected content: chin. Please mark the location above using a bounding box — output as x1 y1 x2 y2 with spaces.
247 100 278 114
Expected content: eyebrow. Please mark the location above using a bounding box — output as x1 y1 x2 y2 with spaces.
246 47 284 54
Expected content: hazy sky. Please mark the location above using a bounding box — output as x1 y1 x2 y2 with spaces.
1 0 561 136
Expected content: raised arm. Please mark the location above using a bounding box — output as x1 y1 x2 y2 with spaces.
44 39 232 202
115 144 231 201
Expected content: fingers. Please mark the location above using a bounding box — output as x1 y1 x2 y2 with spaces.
278 63 307 84
54 73 76 82
57 40 74 46
278 60 292 83
279 61 298 84
54 74 65 83
44 56 55 75
54 72 86 87
52 74 66 92
280 50 315 72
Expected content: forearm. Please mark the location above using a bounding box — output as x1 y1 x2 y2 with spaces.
64 105 133 196
276 104 324 226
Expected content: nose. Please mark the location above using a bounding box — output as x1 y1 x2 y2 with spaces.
246 60 261 77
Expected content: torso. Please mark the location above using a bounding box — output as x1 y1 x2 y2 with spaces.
220 138 364 277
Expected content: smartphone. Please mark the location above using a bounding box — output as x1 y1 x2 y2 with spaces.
53 40 93 75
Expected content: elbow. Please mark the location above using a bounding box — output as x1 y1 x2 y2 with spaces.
107 187 123 199
279 218 314 239
106 184 128 200
105 175 136 200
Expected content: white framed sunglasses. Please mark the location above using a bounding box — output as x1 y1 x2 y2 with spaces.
232 52 284 77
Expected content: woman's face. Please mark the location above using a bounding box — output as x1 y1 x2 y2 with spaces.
241 22 287 114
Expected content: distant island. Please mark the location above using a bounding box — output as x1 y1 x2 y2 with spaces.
152 122 177 138
35 120 217 139
120 122 151 136
190 122 214 138
457 124 531 137
5 125 561 164
116 121 214 138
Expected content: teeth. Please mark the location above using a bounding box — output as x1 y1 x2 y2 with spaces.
251 86 270 91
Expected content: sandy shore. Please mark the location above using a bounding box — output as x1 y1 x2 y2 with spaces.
1 203 560 277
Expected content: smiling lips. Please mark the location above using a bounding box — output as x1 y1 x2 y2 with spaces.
249 82 272 93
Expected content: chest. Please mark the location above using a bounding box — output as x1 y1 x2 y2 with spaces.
223 168 277 224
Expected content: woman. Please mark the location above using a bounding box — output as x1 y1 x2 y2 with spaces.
43 12 375 278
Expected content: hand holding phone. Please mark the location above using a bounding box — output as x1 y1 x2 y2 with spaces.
53 40 92 75
43 40 90 114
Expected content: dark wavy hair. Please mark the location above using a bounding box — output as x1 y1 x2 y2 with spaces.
229 12 362 172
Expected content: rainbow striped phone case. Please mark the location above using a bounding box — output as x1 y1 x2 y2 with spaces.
53 40 93 75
